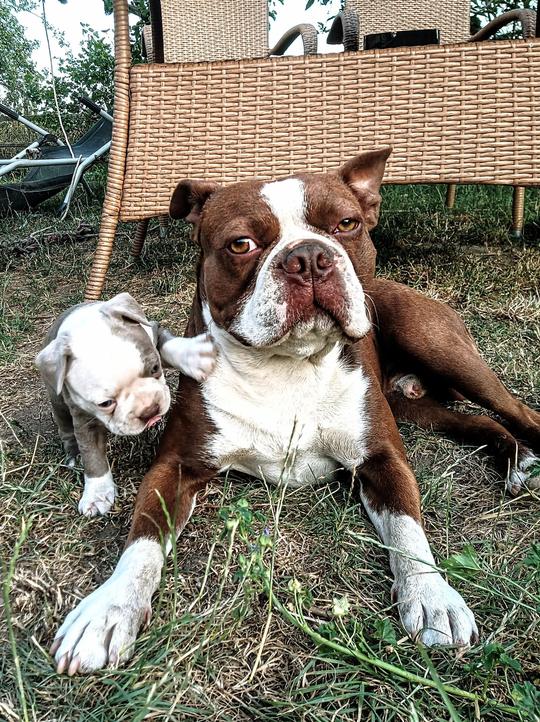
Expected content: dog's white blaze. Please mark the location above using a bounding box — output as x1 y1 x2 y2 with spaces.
231 178 370 348
361 497 478 646
261 178 309 242
61 304 144 398
53 538 164 672
203 305 370 487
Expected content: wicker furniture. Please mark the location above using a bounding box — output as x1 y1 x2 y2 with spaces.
131 0 318 258
328 0 537 237
84 0 540 300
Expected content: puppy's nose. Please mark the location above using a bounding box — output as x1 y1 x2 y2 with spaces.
139 402 160 422
281 243 335 283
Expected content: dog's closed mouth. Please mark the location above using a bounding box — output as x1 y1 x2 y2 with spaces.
145 414 163 429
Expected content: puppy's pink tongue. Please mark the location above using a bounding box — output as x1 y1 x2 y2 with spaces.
145 415 163 429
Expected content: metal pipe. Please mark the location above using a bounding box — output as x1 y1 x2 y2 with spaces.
59 141 111 217
0 157 80 177
12 141 41 160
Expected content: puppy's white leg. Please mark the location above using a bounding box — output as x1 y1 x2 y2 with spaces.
78 470 116 517
159 332 216 381
362 495 478 647
51 539 163 674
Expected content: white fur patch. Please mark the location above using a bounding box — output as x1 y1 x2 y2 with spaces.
60 304 170 435
78 471 116 517
231 178 370 349
203 306 370 487
62 304 144 400
52 538 164 674
160 333 216 381
507 451 540 495
362 499 478 647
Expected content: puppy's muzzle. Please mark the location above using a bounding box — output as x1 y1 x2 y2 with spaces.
279 242 336 285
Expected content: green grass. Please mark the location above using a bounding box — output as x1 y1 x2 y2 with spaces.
1 183 540 721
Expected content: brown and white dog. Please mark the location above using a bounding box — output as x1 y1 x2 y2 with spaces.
50 149 540 674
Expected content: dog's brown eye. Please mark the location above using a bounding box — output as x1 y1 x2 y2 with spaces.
98 400 115 408
334 219 359 233
227 238 257 254
151 363 160 376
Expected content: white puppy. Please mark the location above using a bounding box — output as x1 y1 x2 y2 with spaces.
36 292 215 517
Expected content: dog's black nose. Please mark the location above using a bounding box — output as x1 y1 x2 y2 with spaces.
281 243 335 283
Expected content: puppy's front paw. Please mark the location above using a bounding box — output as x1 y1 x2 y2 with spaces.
393 572 478 647
161 333 216 382
78 472 116 517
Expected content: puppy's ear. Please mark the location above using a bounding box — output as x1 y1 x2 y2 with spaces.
35 335 70 395
102 292 151 326
169 179 220 224
339 147 392 229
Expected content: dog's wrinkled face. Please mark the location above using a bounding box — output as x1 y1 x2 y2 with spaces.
171 149 391 358
36 294 171 435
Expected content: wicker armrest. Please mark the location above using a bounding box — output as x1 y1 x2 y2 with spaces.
327 9 360 52
270 23 318 56
470 9 537 42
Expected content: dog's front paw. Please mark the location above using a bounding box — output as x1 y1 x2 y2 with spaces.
51 580 149 674
507 451 540 496
161 333 216 382
51 540 162 674
78 472 116 517
393 572 478 647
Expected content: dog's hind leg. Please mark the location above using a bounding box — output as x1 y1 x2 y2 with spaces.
387 390 539 495
370 279 540 451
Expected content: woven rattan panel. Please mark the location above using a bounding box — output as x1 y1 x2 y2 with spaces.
349 0 471 45
161 0 268 63
121 40 540 221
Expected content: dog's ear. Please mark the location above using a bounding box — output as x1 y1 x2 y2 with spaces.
169 179 220 224
35 335 71 395
102 292 151 326
339 147 392 229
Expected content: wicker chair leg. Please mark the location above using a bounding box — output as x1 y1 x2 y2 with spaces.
85 216 120 300
511 186 525 239
445 183 456 209
132 218 150 257
158 214 169 239
84 0 131 301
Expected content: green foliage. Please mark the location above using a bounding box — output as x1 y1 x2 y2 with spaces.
0 3 44 113
511 682 540 721
471 0 538 36
373 617 398 647
440 544 482 580
523 543 540 570
103 0 149 63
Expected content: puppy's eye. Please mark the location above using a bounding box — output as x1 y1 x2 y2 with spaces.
98 400 115 409
151 363 160 376
334 219 360 233
227 238 258 255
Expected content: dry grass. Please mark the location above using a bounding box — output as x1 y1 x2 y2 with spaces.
1 184 540 722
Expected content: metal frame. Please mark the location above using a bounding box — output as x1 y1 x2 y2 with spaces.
0 101 112 215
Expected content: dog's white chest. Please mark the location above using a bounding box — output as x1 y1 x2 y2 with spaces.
201 342 370 486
